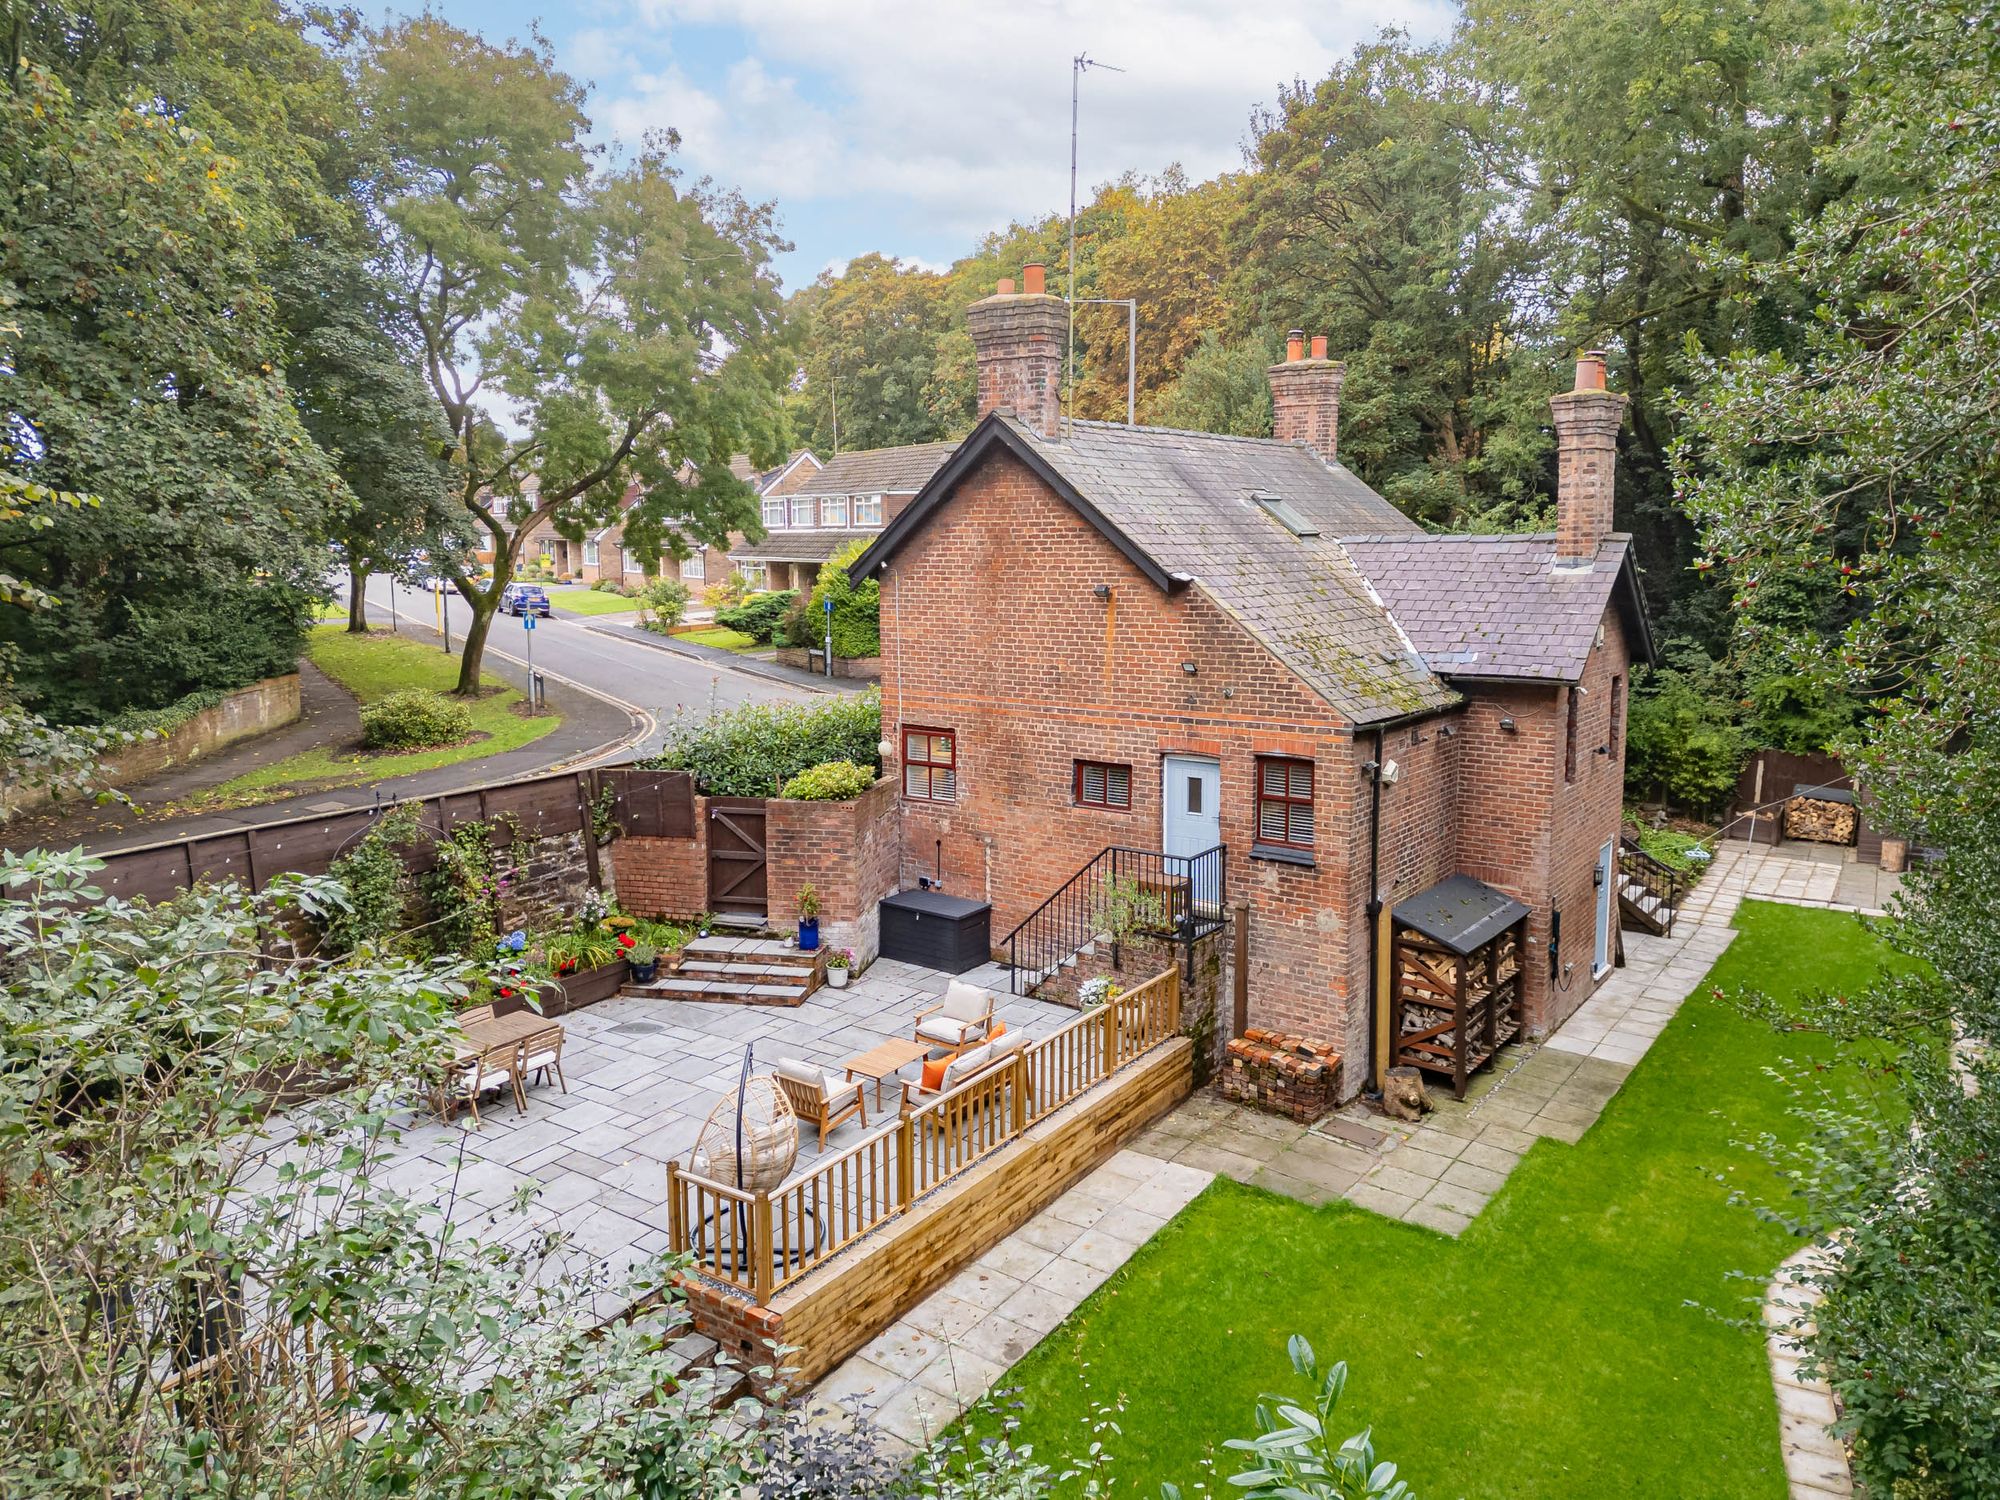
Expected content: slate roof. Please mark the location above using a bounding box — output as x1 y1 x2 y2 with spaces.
732 530 878 565
796 441 956 496
1338 534 1648 683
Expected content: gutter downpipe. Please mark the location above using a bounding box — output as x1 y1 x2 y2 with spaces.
1364 725 1386 1097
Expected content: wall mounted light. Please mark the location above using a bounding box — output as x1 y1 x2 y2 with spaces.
1092 583 1111 600
1180 661 1198 676
1499 717 1518 733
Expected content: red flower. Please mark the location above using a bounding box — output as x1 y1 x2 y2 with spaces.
617 933 635 950
499 987 514 998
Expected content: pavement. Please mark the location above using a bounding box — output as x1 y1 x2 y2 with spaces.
359 577 836 757
586 619 848 695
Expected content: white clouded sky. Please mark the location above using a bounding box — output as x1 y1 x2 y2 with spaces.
423 0 1457 288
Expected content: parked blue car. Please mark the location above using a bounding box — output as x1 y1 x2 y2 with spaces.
499 583 552 618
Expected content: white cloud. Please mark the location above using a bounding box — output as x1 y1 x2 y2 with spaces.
596 0 1453 244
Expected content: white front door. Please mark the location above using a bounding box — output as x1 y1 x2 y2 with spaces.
1163 756 1222 904
1593 838 1616 976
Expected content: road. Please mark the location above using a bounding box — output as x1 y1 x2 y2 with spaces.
349 576 827 759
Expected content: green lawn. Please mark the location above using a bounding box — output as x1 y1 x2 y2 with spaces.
192 626 560 806
546 587 640 616
986 901 1902 1497
675 626 762 652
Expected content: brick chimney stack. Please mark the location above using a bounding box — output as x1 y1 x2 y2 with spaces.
1549 350 1628 567
967 263 1066 439
1268 331 1345 466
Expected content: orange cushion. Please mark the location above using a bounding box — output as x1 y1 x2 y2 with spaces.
920 1056 949 1092
988 1021 1006 1041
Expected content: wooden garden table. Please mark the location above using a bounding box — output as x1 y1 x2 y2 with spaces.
842 1037 928 1106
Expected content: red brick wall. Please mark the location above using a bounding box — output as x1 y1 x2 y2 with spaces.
1452 611 1631 1034
878 446 1371 1068
766 776 900 961
611 820 707 920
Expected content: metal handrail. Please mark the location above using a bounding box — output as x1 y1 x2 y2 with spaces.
1002 844 1226 994
1617 834 1684 936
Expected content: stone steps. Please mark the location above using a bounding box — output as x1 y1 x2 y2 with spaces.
625 932 824 1006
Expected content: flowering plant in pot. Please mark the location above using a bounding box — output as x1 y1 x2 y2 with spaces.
795 885 821 952
622 938 659 984
825 947 852 988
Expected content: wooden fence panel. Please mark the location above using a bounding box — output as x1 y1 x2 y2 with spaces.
602 768 694 840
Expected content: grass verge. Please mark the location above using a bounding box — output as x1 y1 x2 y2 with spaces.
674 626 762 652
193 627 560 807
984 900 1904 1498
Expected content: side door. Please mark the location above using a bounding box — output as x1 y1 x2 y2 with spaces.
1162 756 1222 906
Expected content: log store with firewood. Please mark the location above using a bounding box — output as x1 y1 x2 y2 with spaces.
1390 876 1531 1100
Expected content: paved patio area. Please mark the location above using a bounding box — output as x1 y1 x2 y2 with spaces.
310 957 1073 1323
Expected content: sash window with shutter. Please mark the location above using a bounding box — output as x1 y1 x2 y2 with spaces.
902 728 957 802
1255 757 1314 851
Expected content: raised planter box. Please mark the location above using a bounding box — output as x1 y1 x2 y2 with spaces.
491 959 627 1019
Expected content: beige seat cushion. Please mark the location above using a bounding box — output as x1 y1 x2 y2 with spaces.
821 1076 861 1112
938 979 991 1024
774 1057 827 1096
916 1014 980 1045
987 1030 1028 1061
942 1043 993 1087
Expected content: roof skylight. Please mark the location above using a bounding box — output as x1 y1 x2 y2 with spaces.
1253 493 1319 538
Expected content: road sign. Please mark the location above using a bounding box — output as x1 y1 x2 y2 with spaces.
522 613 536 630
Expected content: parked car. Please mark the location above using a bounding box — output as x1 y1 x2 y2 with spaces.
499 583 552 618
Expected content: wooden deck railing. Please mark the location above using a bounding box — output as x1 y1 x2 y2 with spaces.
666 967 1182 1302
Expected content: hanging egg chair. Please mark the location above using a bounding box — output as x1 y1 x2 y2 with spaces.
691 1046 798 1194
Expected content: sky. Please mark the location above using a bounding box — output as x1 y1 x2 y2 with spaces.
398 0 1457 293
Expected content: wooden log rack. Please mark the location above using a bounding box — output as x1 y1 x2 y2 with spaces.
1389 876 1530 1100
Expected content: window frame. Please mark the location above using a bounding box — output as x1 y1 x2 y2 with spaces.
1072 759 1132 811
682 549 705 580
820 495 849 528
761 496 786 529
1253 756 1315 853
901 726 957 803
790 496 817 528
582 539 599 567
854 493 884 526
1607 675 1624 758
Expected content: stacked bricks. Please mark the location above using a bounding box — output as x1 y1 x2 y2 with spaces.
965 266 1065 439
1220 1028 1342 1122
1549 350 1627 565
764 775 900 962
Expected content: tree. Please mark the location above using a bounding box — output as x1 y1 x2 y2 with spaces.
362 18 793 695
0 59 340 723
276 245 463 632
1239 39 1551 528
1677 0 2000 1488
788 253 956 452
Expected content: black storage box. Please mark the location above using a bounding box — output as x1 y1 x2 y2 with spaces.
878 889 992 973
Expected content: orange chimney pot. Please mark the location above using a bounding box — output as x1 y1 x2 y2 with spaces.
1022 262 1046 296
1286 330 1305 362
1309 334 1328 360
1575 350 1608 391
996 277 1015 295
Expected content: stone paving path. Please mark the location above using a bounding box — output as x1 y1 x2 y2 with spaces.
806 1150 1212 1451
1765 1246 1854 1499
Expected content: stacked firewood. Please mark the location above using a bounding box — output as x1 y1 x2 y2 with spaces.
1785 795 1858 844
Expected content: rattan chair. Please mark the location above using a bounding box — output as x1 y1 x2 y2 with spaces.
771 1058 868 1149
690 1075 798 1192
520 1024 566 1095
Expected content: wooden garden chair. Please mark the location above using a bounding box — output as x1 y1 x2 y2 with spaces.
444 1041 523 1127
520 1024 567 1096
911 979 995 1055
772 1058 867 1149
899 1030 1029 1112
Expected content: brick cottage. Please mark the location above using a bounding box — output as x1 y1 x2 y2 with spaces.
852 265 1653 1100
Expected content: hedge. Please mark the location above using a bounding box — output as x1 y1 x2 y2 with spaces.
780 759 876 801
644 690 880 796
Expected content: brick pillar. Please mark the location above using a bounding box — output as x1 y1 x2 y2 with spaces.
966 263 1066 439
1548 351 1628 567
1267 331 1345 467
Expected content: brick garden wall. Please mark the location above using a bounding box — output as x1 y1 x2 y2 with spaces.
765 775 901 962
612 822 708 920
879 446 1368 1068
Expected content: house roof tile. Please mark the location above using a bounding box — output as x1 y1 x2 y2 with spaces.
794 441 957 496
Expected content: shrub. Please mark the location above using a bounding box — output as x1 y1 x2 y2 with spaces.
1622 817 1715 880
590 577 622 593
644 689 881 796
779 759 876 801
787 540 880 657
704 569 753 610
715 589 797 645
640 577 692 634
317 806 422 956
360 690 474 750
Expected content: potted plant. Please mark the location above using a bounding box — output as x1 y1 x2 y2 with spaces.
623 939 659 984
795 885 821 952
825 947 852 988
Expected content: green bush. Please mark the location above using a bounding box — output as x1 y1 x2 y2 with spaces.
105 687 229 738
1625 645 1748 814
1622 817 1715 881
714 590 797 645
780 759 876 800
644 689 881 796
806 540 881 657
360 689 475 750
640 577 692 634
317 806 421 956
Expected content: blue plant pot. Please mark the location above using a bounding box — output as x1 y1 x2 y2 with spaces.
798 917 820 951
627 958 658 985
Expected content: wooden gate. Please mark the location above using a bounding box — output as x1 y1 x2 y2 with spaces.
707 798 769 918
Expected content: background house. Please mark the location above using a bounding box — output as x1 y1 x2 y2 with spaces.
732 442 955 593
853 268 1649 1099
